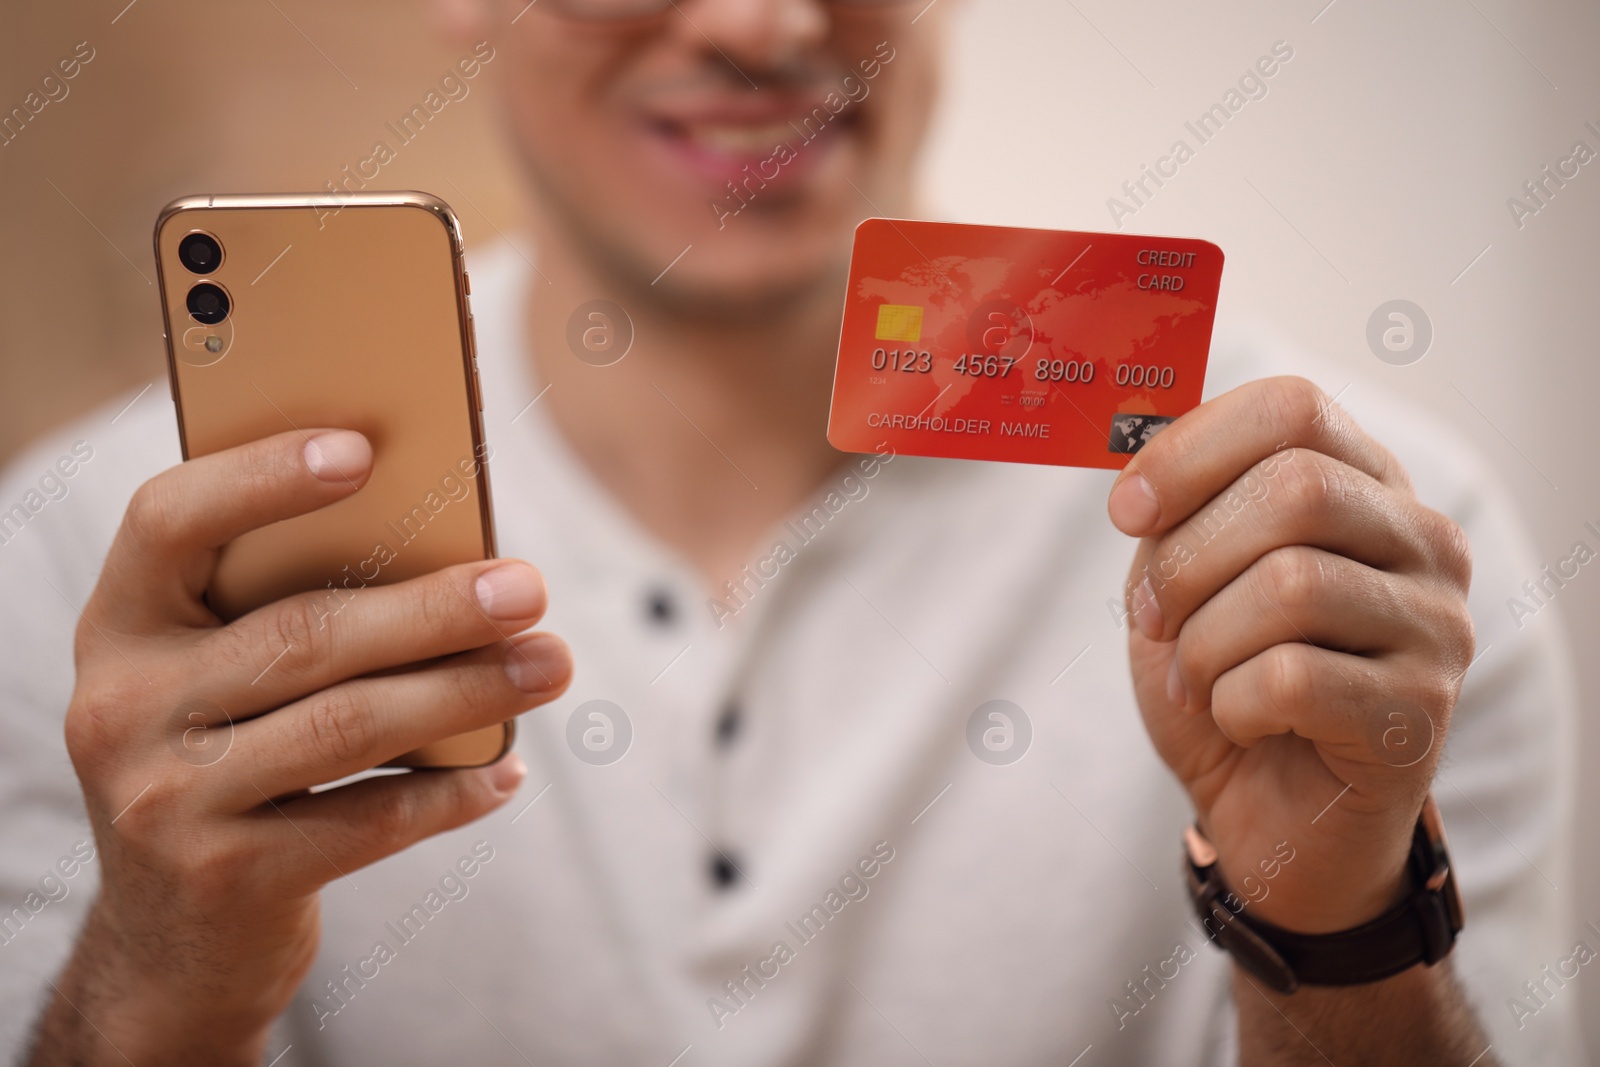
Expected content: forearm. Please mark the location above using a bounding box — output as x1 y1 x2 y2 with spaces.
25 904 269 1067
1234 959 1495 1067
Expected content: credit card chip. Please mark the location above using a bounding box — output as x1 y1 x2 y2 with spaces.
875 304 924 343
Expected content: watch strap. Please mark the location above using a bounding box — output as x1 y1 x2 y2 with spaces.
1185 795 1464 994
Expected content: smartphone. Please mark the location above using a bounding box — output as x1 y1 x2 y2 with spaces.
154 191 511 769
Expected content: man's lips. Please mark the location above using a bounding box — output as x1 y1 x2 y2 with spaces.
660 118 809 155
640 108 864 187
639 104 863 186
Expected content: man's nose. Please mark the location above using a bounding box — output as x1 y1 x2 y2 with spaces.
670 0 830 77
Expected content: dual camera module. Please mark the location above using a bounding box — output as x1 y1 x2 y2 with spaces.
178 232 229 324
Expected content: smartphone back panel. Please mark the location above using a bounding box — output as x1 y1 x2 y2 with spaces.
155 192 507 768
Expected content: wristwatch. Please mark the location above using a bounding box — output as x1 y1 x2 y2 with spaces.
1183 794 1464 994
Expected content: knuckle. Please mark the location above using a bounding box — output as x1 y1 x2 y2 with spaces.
1261 643 1317 714
241 445 292 496
70 614 95 662
226 437 298 502
369 786 422 854
1273 454 1339 531
269 593 336 674
71 609 127 670
1261 376 1330 437
182 840 251 900
1427 669 1460 715
151 834 259 906
1439 599 1477 675
1423 509 1473 590
63 701 109 770
71 615 99 668
1453 601 1477 658
1409 669 1461 739
414 571 469 643
305 686 378 766
450 657 514 725
64 678 145 770
448 768 497 822
210 593 335 684
122 477 181 551
1256 547 1325 613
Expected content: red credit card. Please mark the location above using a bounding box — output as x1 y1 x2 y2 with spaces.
826 218 1224 470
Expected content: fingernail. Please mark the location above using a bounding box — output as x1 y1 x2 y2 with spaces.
475 563 543 620
1109 473 1160 534
487 751 526 795
504 634 570 693
304 431 372 482
1131 577 1164 640
1166 657 1186 708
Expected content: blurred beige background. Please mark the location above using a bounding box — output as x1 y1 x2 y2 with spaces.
0 0 528 459
3 0 1597 1053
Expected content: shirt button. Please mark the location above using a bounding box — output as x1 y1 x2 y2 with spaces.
645 588 677 626
709 849 744 890
714 702 741 747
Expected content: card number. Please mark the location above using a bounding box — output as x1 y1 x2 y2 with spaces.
1034 359 1095 383
953 354 1017 378
872 347 932 373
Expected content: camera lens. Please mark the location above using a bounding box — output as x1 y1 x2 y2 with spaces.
187 282 231 325
178 232 222 275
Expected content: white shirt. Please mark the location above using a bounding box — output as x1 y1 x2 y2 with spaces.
0 243 1582 1066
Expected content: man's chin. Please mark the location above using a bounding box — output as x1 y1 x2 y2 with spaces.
641 250 849 323
595 214 854 321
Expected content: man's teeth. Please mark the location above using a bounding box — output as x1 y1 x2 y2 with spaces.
682 121 800 153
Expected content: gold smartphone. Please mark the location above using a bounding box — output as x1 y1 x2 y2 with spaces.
154 191 511 769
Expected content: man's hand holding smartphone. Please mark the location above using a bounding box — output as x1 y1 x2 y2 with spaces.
39 429 570 1066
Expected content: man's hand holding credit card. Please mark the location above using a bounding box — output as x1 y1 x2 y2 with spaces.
827 218 1223 469
829 217 1482 992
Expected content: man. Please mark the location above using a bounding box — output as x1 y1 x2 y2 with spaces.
0 0 1579 1063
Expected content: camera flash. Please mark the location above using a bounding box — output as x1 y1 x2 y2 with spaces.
205 335 223 353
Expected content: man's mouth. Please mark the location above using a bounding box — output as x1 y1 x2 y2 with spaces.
638 97 863 187
670 119 806 156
